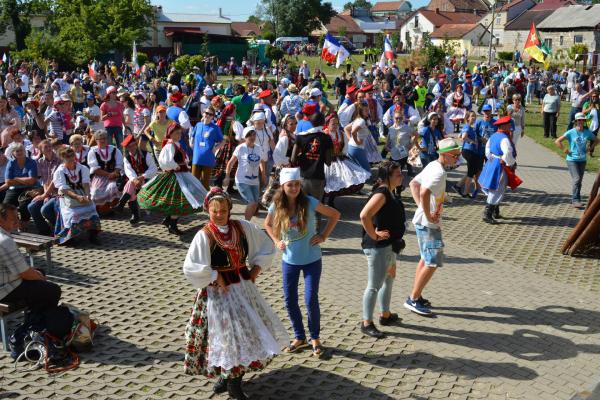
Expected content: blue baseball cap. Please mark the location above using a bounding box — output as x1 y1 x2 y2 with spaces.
86 94 95 101
481 104 492 112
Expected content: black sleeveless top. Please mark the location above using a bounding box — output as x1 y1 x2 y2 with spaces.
95 147 117 172
204 222 250 286
125 150 148 176
361 186 406 250
64 170 84 191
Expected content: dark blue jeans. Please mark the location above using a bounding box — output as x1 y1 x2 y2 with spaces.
106 126 123 147
282 259 322 341
568 106 582 130
27 198 57 236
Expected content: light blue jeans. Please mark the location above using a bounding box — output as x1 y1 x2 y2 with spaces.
362 245 396 321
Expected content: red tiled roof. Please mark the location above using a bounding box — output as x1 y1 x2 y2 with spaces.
437 0 489 12
322 14 363 34
372 1 404 12
430 23 479 38
231 22 262 37
419 10 482 27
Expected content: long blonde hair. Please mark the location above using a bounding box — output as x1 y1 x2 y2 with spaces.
271 187 309 238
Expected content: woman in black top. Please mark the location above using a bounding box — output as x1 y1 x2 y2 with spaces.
359 161 406 338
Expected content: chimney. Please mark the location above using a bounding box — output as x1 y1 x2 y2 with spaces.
219 8 222 17
435 7 440 14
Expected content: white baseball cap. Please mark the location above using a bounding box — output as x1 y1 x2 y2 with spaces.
310 88 322 98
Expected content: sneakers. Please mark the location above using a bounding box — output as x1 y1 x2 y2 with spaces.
572 202 584 208
404 297 433 316
452 184 464 197
379 313 401 326
470 189 480 199
360 322 385 338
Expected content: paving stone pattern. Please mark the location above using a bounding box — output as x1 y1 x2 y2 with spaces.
1 137 599 399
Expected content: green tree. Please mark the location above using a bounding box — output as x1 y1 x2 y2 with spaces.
200 33 210 56
247 15 262 24
568 44 588 61
0 0 50 50
343 0 372 10
12 0 153 67
265 44 284 61
261 0 336 37
338 26 347 39
420 34 446 69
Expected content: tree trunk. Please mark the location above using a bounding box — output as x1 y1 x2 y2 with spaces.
587 169 600 211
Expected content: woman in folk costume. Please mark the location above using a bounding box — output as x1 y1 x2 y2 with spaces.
183 187 288 400
212 103 243 193
137 123 207 235
362 85 384 164
445 84 471 134
113 134 158 225
323 113 370 208
53 147 101 244
87 130 124 214
478 115 519 224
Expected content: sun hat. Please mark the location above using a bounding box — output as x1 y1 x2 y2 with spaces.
280 167 302 186
243 126 256 137
438 138 462 154
288 83 298 93
574 112 587 121
250 111 266 122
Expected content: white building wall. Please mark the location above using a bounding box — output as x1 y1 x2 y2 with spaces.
399 13 435 51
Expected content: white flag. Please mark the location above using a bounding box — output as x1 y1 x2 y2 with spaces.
378 51 386 70
132 41 140 76
335 45 350 68
2 53 7 63
588 52 593 67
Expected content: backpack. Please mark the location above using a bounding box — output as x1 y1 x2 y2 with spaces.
11 304 98 372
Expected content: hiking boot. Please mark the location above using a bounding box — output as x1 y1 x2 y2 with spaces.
360 322 385 338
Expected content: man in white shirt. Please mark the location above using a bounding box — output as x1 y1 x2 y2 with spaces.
404 138 462 316
83 94 103 132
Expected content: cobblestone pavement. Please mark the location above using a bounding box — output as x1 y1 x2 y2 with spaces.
1 136 599 400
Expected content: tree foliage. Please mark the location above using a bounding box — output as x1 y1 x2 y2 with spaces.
343 0 372 10
265 45 284 61
568 44 588 61
261 0 336 37
0 0 50 50
7 0 153 68
420 34 446 69
172 54 205 75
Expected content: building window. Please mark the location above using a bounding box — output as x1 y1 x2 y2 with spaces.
574 35 583 43
495 15 501 25
560 36 564 45
414 16 419 26
544 38 552 50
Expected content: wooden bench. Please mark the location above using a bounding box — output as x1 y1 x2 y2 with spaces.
0 302 27 353
11 232 57 273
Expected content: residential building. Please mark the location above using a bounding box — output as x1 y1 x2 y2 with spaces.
503 9 556 52
371 1 413 17
426 0 490 15
231 22 263 38
537 4 600 53
430 23 492 55
399 8 482 51
479 0 536 45
315 8 395 48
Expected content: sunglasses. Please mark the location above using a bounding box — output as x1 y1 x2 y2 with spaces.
204 112 214 116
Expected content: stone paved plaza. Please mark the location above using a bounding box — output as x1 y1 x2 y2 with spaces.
1 136 600 400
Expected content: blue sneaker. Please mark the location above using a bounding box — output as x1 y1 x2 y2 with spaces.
404 297 432 316
470 189 480 199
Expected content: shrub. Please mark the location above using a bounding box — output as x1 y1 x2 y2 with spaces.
498 51 513 61
172 54 205 74
265 45 284 62
568 44 588 61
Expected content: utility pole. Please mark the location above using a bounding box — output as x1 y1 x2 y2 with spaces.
488 0 496 64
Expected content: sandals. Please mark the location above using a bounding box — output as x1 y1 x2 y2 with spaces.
312 344 326 359
283 339 310 353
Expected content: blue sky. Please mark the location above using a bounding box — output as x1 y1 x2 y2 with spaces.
151 0 429 22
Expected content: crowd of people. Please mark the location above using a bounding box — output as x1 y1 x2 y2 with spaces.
1 52 599 399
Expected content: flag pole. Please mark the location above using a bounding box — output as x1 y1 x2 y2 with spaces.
488 1 496 64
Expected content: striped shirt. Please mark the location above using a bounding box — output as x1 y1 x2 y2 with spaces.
0 227 29 300
45 110 65 140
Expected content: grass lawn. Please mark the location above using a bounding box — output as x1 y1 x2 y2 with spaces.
524 101 599 172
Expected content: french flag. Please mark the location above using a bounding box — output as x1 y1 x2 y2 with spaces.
88 61 97 80
384 35 394 61
321 33 340 64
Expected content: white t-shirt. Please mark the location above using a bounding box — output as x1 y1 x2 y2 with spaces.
233 143 266 186
20 74 29 93
412 160 447 230
348 118 370 149
84 104 103 132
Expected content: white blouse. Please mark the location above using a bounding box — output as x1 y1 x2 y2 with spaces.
183 220 276 290
87 145 124 174
53 163 91 193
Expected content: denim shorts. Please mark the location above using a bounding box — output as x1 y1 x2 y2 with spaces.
237 182 260 204
415 224 444 268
